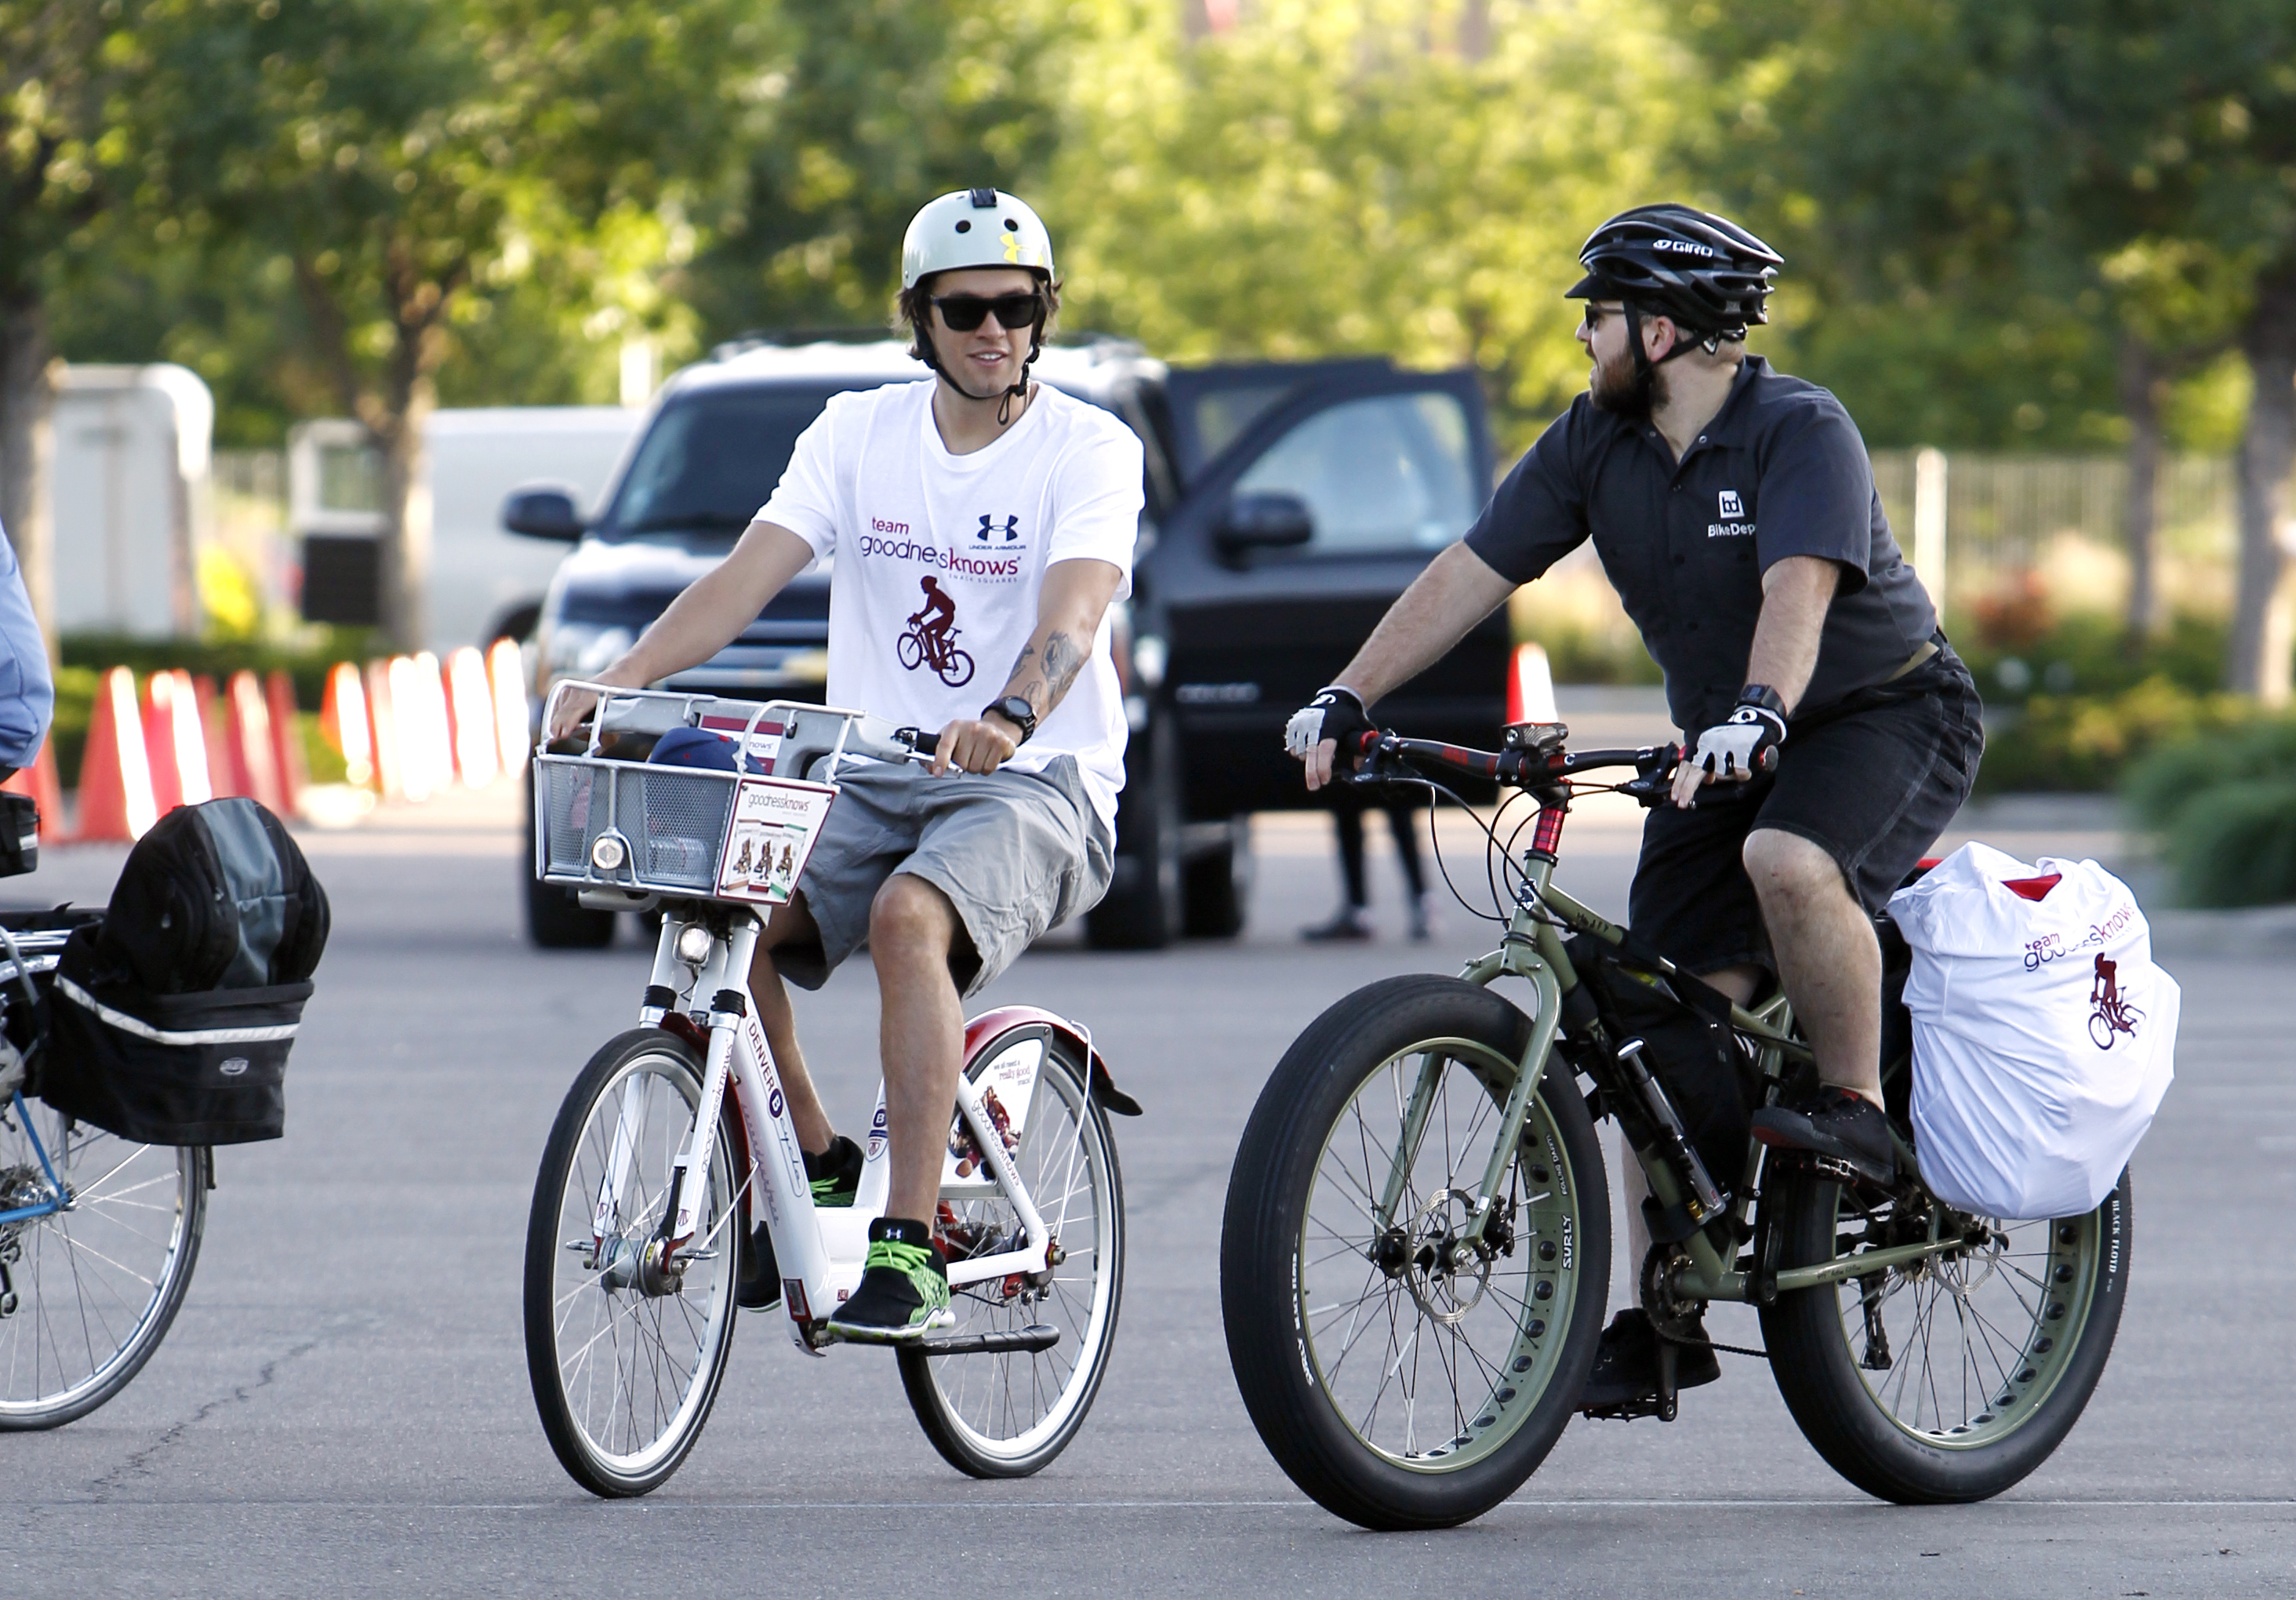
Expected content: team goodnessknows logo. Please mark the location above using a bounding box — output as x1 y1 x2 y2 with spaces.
856 511 1029 580
1709 487 1754 539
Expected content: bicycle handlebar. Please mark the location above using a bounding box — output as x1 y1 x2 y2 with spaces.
1350 729 1698 806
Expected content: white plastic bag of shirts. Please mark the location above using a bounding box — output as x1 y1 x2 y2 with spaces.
1886 842 2178 1220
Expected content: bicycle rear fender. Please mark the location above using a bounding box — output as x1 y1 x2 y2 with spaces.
964 1005 1142 1117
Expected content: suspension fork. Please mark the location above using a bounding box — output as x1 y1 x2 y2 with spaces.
1374 854 1566 1232
664 916 763 1250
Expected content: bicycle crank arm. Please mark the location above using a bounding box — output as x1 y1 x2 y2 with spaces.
912 1323 1060 1358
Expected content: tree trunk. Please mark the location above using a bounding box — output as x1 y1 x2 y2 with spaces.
2118 331 2165 638
0 293 57 662
376 373 435 654
2227 262 2296 703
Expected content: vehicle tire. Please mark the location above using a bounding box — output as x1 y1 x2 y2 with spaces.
1182 816 1252 939
1759 1165 2131 1504
1222 976 1611 1530
899 1028 1124 1477
524 768 615 950
0 1118 206 1430
524 1028 741 1496
1086 712 1181 950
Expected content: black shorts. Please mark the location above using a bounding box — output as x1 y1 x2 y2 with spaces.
1626 653 1984 976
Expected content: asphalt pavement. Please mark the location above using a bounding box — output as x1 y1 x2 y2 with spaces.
3 747 2291 1596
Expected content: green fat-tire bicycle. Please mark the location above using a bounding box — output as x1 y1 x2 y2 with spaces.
1221 723 2131 1529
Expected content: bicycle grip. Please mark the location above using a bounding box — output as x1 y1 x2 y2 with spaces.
895 725 941 758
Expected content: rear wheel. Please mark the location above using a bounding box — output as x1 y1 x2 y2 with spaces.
900 1030 1124 1477
1182 818 1252 938
524 1029 739 1496
1222 976 1610 1529
1760 1165 2130 1504
0 1107 205 1430
1087 713 1182 950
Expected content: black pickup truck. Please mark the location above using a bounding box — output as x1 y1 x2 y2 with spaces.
507 336 1509 950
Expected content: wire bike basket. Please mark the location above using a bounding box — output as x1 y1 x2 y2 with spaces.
534 685 897 907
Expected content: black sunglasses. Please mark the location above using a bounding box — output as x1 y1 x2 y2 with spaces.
1581 302 1620 330
931 291 1041 333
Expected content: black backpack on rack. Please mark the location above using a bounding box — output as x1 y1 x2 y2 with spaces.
37 799 331 1146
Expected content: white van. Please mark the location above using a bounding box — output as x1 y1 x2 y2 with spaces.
292 406 644 653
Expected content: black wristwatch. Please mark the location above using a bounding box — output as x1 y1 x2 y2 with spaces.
983 695 1038 744
1736 683 1788 720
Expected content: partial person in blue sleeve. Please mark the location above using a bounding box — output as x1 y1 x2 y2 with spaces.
0 519 53 783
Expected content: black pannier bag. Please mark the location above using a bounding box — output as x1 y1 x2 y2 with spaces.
35 799 329 1146
1564 933 1755 1189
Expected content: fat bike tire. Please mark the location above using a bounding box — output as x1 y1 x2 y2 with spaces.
1220 976 1610 1530
524 1027 742 1497
1760 1165 2131 1504
899 1035 1124 1478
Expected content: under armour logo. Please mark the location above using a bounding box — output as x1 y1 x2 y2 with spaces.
1718 489 1743 518
978 513 1021 544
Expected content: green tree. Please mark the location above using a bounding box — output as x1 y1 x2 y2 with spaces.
681 0 1065 341
1043 0 1702 451
0 1 147 653
132 0 750 649
1691 0 2296 687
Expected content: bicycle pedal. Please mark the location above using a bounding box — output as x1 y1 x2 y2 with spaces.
1811 1155 1859 1183
1581 1393 1674 1424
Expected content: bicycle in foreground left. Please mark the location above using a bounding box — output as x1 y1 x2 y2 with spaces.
522 686 1132 1496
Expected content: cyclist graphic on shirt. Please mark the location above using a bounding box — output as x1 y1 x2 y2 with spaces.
910 576 958 656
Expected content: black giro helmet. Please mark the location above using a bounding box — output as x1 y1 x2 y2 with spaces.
1568 203 1782 339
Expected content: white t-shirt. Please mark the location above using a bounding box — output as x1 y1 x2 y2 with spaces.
757 380 1143 829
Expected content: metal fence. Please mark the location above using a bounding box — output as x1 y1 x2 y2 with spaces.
1868 449 2239 619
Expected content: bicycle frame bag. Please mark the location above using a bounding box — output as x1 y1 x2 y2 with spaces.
1564 934 1753 1187
39 924 311 1145
1887 842 2178 1220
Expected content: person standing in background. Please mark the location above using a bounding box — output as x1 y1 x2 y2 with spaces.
1300 791 1433 943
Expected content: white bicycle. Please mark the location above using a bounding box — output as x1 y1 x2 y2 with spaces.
521 686 1137 1496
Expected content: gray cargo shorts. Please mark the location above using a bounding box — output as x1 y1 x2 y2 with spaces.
772 755 1113 999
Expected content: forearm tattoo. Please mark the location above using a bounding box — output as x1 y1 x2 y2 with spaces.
1001 630 1086 718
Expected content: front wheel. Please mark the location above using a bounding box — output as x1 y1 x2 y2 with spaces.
1221 976 1611 1530
1760 1165 2131 1504
524 1029 741 1496
899 1030 1124 1476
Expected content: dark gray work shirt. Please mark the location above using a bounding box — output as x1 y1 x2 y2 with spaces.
1463 356 1938 735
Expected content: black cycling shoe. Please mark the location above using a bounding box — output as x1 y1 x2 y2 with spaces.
805 1134 866 1207
736 1218 781 1311
1578 1309 1720 1418
1751 1085 1897 1185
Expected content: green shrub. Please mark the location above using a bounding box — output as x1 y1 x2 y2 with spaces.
1975 675 2257 793
2157 778 2296 907
1956 612 2226 708
2122 717 2296 906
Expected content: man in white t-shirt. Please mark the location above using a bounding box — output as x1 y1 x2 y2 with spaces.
554 189 1142 1341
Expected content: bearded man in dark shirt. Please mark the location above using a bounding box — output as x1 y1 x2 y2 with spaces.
1283 204 1983 1413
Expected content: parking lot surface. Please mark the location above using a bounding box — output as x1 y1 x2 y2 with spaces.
5 761 2291 1596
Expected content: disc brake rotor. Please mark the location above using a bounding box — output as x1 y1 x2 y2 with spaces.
1404 1187 1490 1327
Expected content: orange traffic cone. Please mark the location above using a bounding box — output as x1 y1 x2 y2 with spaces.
445 646 499 787
266 671 307 813
486 638 529 776
391 653 453 802
365 660 403 802
1505 642 1557 726
143 671 184 815
75 667 159 842
3 742 65 842
214 671 285 812
322 662 373 789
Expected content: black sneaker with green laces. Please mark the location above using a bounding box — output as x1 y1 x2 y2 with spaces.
828 1216 953 1344
805 1135 865 1207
